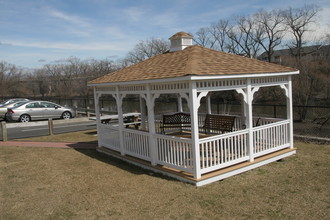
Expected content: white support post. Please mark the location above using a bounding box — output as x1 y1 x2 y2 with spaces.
241 95 248 128
140 95 147 130
115 86 125 156
287 76 294 148
246 79 254 162
177 96 183 112
146 85 159 166
93 87 101 148
280 78 294 148
235 88 248 129
190 82 201 179
206 94 211 114
189 84 208 179
244 101 248 124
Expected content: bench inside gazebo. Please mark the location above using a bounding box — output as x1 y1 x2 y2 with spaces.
88 32 299 186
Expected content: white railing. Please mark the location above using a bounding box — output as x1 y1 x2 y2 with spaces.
123 129 150 161
155 134 194 173
233 116 244 130
253 120 290 157
199 130 249 174
99 116 290 178
99 124 120 151
253 117 283 126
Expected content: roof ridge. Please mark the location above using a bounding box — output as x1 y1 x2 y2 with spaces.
184 46 196 75
89 52 164 84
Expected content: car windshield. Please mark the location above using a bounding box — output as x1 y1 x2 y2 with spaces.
0 99 28 106
0 100 11 105
1 102 15 107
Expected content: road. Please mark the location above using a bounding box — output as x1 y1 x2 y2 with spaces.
2 120 96 140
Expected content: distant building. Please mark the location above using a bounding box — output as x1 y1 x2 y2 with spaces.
259 45 330 64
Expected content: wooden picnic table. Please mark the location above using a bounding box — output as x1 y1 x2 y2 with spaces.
90 113 141 128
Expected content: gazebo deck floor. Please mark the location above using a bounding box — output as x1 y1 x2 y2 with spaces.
96 146 296 184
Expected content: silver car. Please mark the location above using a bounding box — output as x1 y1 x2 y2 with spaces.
7 101 76 122
0 98 29 105
0 101 27 120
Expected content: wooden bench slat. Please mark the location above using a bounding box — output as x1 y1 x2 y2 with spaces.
160 113 235 135
201 114 235 134
161 112 191 134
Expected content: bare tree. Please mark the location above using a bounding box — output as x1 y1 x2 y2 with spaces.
18 57 120 98
44 64 64 97
283 4 321 58
254 9 286 62
124 38 169 65
208 19 231 52
0 61 7 99
193 27 216 49
0 61 26 98
226 15 262 58
80 59 119 96
26 69 49 98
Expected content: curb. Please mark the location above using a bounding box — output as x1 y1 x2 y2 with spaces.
0 141 97 149
294 135 330 144
5 117 92 128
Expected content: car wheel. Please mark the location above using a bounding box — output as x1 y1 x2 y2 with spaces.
19 114 31 122
62 112 71 120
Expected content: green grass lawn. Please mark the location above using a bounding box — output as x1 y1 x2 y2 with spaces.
0 140 329 219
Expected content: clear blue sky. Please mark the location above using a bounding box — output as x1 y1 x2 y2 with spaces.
1 0 329 69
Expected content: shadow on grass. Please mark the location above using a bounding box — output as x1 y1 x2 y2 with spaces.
71 142 180 183
83 131 98 136
67 141 98 149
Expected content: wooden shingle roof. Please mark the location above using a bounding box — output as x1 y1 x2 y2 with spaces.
89 45 297 85
169 32 192 40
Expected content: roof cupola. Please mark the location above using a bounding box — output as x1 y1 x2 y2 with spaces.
169 32 193 52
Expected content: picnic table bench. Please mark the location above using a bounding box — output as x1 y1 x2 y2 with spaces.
90 113 141 128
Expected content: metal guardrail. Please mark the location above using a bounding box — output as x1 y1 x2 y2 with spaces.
74 107 116 118
1 119 56 141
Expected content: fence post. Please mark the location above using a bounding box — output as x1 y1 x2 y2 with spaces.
274 105 277 118
74 106 78 117
1 121 8 142
86 106 90 118
48 118 54 136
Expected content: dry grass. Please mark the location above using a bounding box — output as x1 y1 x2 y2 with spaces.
17 129 98 143
0 142 329 219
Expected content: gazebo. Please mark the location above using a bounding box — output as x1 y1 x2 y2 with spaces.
88 32 299 186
